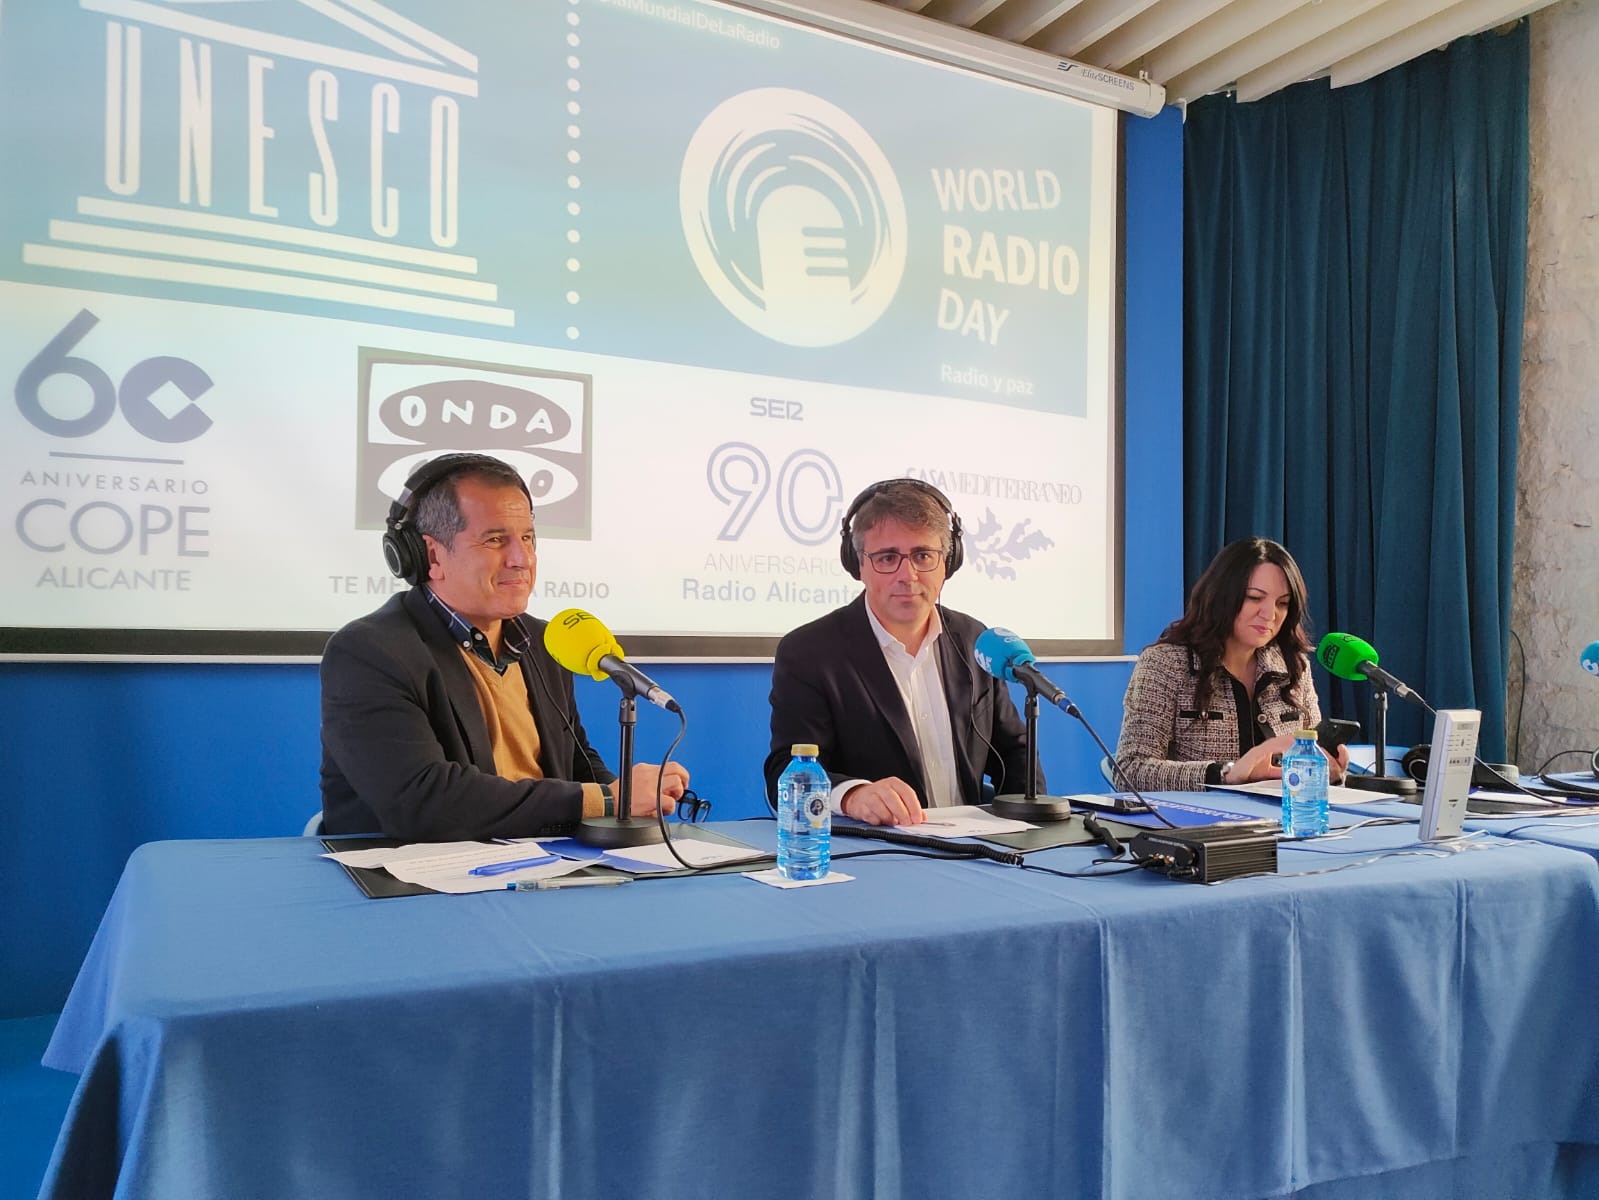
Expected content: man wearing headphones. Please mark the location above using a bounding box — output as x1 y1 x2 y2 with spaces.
763 478 1039 825
320 453 687 840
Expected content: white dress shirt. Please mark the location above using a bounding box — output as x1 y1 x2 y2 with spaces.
831 604 961 813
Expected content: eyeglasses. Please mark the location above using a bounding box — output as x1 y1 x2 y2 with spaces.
862 548 944 574
672 791 711 823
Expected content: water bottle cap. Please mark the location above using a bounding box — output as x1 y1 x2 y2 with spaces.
1298 729 1318 740
791 743 819 757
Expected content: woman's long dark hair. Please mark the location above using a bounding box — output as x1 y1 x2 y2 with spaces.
1158 537 1314 714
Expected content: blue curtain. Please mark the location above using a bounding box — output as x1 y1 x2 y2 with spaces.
1183 24 1528 759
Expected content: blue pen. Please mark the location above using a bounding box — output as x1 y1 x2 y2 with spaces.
468 852 558 877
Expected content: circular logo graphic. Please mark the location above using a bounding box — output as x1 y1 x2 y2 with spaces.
680 89 907 348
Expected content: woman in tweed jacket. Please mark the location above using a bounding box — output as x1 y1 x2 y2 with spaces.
1117 537 1349 793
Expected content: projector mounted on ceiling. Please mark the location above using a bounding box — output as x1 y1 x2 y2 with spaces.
721 0 1166 118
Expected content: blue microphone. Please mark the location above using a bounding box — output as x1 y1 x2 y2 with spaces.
1582 641 1599 677
973 627 1073 713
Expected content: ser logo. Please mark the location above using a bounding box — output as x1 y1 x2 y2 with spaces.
356 352 593 539
16 309 214 443
679 89 907 348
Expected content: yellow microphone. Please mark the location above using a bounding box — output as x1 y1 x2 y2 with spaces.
544 607 623 680
543 608 679 712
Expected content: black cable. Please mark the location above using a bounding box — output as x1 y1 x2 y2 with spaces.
954 609 1176 830
948 604 1010 799
1019 858 1146 879
1080 812 1125 856
1070 717 1180 829
832 822 1026 866
1537 748 1593 775
1508 628 1527 766
1535 749 1599 800
831 847 1010 864
530 667 727 871
649 712 715 870
1391 686 1561 804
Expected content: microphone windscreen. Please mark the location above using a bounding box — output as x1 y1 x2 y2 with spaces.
1316 632 1380 682
1582 641 1599 677
974 626 1034 682
543 608 624 680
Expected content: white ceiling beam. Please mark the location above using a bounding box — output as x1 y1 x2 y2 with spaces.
725 0 1167 114
1162 0 1389 103
1330 0 1552 87
1234 0 1461 101
880 0 939 13
917 0 1011 28
1026 0 1162 57
1141 0 1305 85
1080 0 1239 72
973 0 1085 44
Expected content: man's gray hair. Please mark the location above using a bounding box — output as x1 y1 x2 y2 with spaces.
413 458 529 548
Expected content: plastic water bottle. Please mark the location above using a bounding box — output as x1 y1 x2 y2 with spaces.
1281 729 1329 837
777 743 831 880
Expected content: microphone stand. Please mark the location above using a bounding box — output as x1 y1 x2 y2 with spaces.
574 686 665 848
990 684 1075 822
1343 683 1417 796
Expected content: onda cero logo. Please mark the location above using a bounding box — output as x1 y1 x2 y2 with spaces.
679 89 907 348
357 352 593 540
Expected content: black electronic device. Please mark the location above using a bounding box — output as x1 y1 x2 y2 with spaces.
1316 717 1360 752
1129 823 1279 883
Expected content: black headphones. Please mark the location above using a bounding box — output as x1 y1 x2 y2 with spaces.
1400 743 1521 791
381 452 531 586
838 477 964 581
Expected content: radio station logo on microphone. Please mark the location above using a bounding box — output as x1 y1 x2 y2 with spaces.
679 89 907 348
356 350 593 539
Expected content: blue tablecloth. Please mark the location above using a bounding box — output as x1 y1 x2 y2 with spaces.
38 821 1599 1200
1321 788 1599 862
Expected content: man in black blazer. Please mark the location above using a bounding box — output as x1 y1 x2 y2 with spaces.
321 455 686 840
764 479 1038 825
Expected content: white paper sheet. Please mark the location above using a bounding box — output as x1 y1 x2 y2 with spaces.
743 869 854 889
323 840 590 894
599 840 767 873
892 805 1035 836
1208 780 1387 806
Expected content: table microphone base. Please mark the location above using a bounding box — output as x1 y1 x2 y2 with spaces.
1344 774 1418 796
991 794 1075 822
573 817 665 848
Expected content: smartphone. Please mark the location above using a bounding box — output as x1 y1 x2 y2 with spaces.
1316 717 1361 752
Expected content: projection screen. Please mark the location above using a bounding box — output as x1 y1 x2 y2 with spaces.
0 0 1122 657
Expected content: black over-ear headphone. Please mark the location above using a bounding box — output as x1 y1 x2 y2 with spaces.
381 452 531 586
838 478 964 581
1400 743 1521 791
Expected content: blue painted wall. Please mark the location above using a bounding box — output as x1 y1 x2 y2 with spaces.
0 108 1184 1019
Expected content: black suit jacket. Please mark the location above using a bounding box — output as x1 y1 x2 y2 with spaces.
763 595 1039 808
320 588 614 840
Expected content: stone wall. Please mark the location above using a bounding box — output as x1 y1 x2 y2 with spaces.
1513 0 1599 774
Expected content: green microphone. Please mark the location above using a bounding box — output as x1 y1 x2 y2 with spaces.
1316 632 1417 701
1316 632 1421 796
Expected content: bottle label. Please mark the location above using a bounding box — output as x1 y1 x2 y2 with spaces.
806 793 828 828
